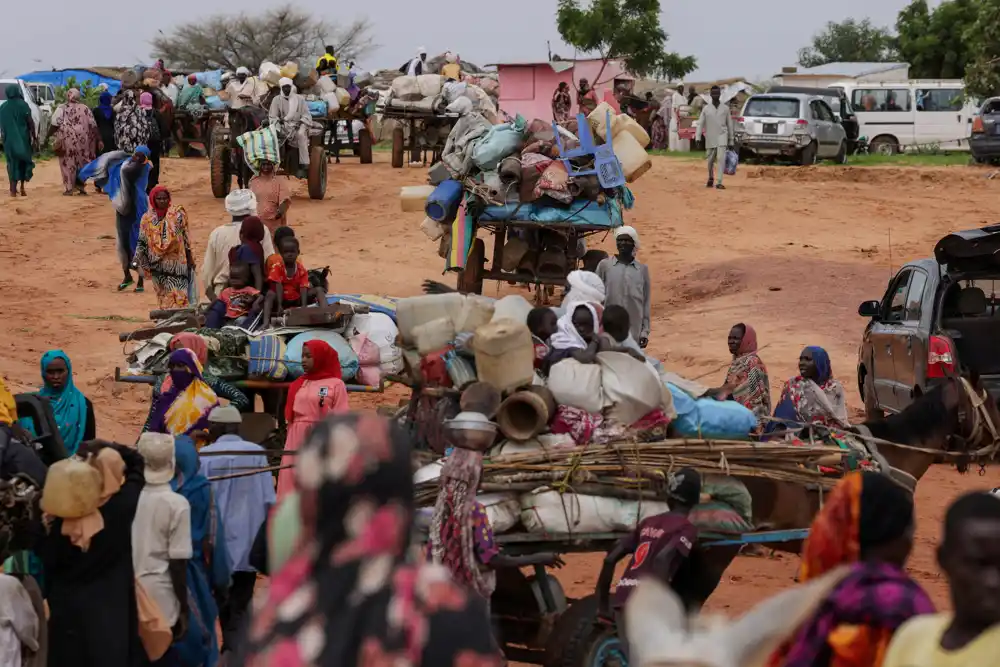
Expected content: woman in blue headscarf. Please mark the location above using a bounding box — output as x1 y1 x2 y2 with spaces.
773 346 849 429
79 145 152 291
20 350 95 455
171 435 231 667
92 92 117 156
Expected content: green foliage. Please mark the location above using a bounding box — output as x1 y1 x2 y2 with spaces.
54 77 103 108
896 0 977 79
556 0 696 80
797 18 897 68
964 0 1000 99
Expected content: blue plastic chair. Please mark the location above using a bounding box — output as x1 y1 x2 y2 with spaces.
552 111 626 189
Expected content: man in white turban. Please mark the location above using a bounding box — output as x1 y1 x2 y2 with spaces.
201 189 275 301
596 226 651 347
268 77 312 175
402 47 428 76
225 66 262 109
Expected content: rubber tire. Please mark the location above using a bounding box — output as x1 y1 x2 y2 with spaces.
210 145 232 199
869 135 899 155
798 141 818 166
308 145 327 200
862 369 884 420
834 140 847 164
358 128 373 164
543 595 620 667
456 237 485 295
391 127 405 168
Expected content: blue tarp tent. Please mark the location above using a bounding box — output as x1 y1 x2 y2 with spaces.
17 69 122 94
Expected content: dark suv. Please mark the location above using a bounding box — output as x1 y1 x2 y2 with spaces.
857 225 1000 417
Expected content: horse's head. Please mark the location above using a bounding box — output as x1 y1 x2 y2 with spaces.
940 369 1000 472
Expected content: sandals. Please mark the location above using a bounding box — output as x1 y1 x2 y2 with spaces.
134 284 145 293
118 279 134 291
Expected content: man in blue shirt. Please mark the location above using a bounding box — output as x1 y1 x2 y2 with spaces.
199 405 275 655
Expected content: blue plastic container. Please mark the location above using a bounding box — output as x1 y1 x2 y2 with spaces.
425 179 464 224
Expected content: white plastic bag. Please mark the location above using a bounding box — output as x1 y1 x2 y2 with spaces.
547 359 603 413
479 492 520 533
446 96 473 115
597 352 664 425
520 489 670 534
391 75 422 101
443 81 468 103
322 92 341 113
417 74 444 98
491 295 534 325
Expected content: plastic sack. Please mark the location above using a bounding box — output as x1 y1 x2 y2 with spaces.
417 74 444 98
443 81 468 103
205 96 226 111
315 75 337 95
391 75 422 101
40 459 102 519
724 148 739 176
666 383 756 439
353 70 374 87
279 61 299 80
259 62 281 86
322 92 341 115
597 352 664 425
492 295 534 325
194 69 223 91
446 96 473 115
479 492 520 533
307 100 328 118
349 333 381 386
248 335 288 380
472 116 527 171
520 489 669 534
284 330 359 380
335 88 351 108
547 359 603 413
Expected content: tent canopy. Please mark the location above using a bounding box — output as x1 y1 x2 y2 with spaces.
16 69 123 94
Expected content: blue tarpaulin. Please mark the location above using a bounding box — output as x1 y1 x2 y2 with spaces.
16 70 122 94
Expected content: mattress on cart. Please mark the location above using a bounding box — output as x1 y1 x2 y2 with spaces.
478 197 624 228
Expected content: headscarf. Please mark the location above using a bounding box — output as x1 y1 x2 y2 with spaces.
428 447 496 600
187 74 198 85
96 92 114 120
735 323 758 356
806 346 833 385
773 472 934 667
228 216 265 264
771 345 847 430
171 434 209 503
159 333 209 395
236 66 251 76
38 350 89 456
66 88 81 103
614 225 640 250
139 92 154 110
225 189 258 217
284 341 342 423
149 349 219 436
550 302 600 351
278 77 294 95
563 270 606 309
725 324 770 423
0 377 17 426
243 413 503 667
60 447 126 551
149 184 170 218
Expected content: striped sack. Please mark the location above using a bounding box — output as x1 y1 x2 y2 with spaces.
237 125 281 174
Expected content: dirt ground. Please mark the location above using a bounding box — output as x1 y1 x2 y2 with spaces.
3 153 1000 626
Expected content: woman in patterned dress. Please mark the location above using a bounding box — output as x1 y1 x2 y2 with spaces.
552 82 572 123
721 323 771 430
113 89 152 155
772 346 849 430
48 88 100 196
133 185 195 308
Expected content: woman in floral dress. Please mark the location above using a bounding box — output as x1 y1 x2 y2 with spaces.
48 88 100 195
133 185 195 308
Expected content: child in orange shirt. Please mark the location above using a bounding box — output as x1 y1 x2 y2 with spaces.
260 236 326 328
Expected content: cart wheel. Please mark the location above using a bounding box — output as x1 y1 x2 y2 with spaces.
358 128 373 164
456 238 485 295
544 595 624 667
308 145 327 200
210 140 232 199
391 127 404 168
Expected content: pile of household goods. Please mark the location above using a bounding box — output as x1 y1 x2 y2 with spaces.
395 290 820 537
119 297 403 389
403 101 656 258
259 60 380 121
384 72 498 119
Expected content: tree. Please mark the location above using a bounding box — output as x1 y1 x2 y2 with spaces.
151 5 377 72
797 18 897 68
896 0 977 79
55 77 102 108
965 0 1000 99
556 0 696 85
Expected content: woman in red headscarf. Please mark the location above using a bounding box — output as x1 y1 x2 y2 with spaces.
719 322 771 431
276 340 349 499
134 185 195 308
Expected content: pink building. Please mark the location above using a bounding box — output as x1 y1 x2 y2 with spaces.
488 58 632 121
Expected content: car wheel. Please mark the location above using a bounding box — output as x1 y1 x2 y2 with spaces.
869 135 899 155
834 141 848 164
799 141 818 166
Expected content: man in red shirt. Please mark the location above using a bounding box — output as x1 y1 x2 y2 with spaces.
597 467 703 656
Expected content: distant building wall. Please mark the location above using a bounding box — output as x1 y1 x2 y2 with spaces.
494 59 628 120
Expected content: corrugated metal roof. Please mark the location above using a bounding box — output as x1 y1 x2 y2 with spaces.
779 62 908 78
487 57 618 69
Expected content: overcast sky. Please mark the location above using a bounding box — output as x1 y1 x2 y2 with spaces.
2 0 937 82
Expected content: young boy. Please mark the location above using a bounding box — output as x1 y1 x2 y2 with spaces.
205 261 262 329
601 305 646 359
597 468 707 654
527 307 558 368
260 236 327 327
264 226 296 276
882 492 1000 666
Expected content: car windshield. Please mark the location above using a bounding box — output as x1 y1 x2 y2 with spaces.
744 98 799 118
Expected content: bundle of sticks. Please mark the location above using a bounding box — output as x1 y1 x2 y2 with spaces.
413 438 847 505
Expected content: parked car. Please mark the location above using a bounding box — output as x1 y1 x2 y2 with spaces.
735 92 848 165
857 224 1000 418
767 85 861 154
0 79 45 151
971 97 1000 165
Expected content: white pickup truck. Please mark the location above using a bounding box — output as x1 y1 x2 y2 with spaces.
0 79 53 151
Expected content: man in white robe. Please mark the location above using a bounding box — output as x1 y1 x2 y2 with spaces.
225 66 263 109
268 77 311 174
668 84 691 152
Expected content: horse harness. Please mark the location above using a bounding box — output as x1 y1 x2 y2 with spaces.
956 377 1000 462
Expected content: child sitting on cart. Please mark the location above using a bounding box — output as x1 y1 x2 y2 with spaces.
260 236 327 327
597 468 709 656
204 261 262 329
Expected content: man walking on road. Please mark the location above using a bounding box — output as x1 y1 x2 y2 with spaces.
696 85 734 189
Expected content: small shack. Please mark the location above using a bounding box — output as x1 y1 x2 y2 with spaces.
772 62 910 88
489 57 632 121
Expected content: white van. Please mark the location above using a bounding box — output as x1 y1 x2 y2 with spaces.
829 80 976 153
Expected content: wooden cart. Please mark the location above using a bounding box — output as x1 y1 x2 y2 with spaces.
380 105 461 168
